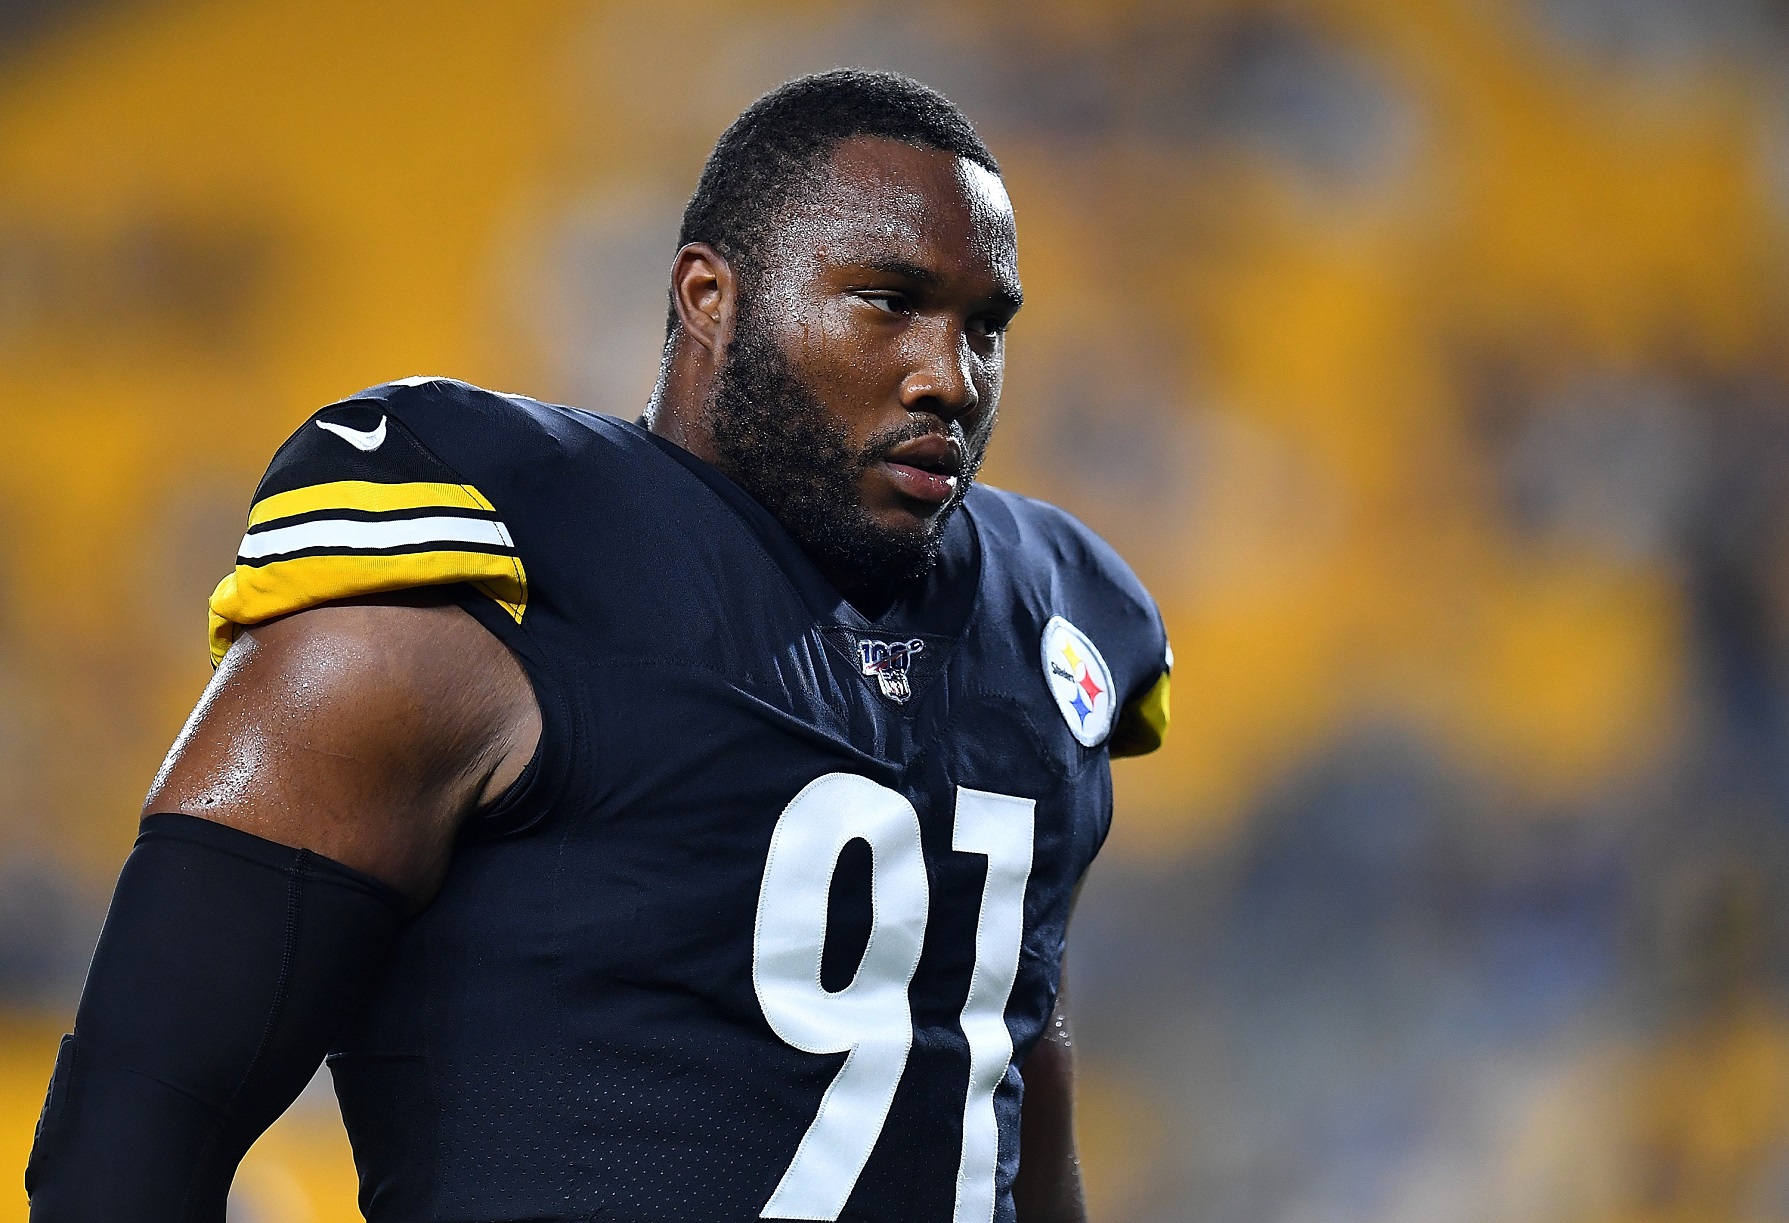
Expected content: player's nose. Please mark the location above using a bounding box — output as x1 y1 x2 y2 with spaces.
899 320 979 421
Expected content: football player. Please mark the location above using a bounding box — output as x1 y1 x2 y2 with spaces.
27 70 1169 1223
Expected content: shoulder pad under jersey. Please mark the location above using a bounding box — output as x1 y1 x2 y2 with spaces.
207 380 527 665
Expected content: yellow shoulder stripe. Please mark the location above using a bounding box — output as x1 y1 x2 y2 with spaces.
209 550 527 665
248 480 495 527
212 470 528 667
1110 669 1170 758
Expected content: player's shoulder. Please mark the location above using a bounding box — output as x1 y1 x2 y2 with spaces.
208 377 647 666
966 485 1172 757
300 375 643 483
250 374 662 529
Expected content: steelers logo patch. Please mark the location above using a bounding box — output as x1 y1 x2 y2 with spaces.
1040 616 1116 747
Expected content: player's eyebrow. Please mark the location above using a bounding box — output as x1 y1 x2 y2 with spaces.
857 257 943 285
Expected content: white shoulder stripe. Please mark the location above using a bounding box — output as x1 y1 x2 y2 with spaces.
238 515 513 561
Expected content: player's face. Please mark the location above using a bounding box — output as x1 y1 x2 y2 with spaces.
758 138 1021 519
708 137 1021 593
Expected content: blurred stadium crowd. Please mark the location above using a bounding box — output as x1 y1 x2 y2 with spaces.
4 1 1789 1220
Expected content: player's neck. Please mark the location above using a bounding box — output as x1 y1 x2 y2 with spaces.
643 365 719 468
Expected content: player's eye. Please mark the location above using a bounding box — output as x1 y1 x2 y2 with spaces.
968 314 1011 340
858 291 911 315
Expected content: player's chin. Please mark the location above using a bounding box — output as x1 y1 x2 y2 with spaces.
864 507 942 549
855 476 952 538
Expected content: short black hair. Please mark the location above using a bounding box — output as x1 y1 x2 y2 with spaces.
669 69 999 336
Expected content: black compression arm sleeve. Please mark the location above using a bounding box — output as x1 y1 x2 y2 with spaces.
26 814 405 1223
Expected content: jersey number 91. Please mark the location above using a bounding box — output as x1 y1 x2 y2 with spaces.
752 773 1036 1223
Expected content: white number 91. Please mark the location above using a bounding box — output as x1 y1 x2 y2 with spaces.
753 773 1036 1223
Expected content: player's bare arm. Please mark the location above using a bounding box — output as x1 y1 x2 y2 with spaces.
1014 993 1089 1223
146 593 540 906
24 595 539 1221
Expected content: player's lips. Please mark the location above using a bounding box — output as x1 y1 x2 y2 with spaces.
879 434 964 506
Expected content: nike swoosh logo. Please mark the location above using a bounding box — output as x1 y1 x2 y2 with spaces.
316 415 388 452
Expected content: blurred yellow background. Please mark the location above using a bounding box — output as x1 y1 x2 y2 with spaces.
4 1 1789 1219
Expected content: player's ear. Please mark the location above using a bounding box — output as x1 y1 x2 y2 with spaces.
670 242 736 357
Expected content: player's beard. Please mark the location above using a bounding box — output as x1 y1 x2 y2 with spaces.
705 301 982 595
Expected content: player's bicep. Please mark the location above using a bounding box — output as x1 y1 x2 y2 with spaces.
147 592 539 904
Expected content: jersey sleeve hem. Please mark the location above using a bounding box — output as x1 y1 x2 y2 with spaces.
1109 667 1169 757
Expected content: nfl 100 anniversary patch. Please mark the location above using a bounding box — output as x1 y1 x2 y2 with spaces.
1040 616 1115 746
857 636 926 704
820 627 954 707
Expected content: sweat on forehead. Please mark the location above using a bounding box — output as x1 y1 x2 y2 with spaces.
758 137 1018 274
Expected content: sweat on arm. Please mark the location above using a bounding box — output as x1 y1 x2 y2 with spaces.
27 586 540 1220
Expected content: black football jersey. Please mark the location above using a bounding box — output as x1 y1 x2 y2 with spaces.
210 378 1171 1223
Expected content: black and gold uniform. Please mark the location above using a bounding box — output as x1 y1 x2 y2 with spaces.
209 376 1170 1223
